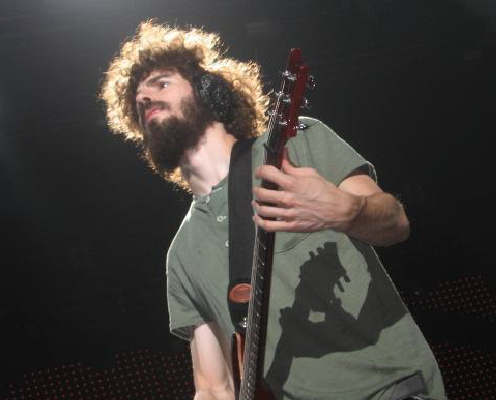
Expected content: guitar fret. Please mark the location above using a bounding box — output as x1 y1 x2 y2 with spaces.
256 252 265 267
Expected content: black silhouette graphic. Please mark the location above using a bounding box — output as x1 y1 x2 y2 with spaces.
265 240 406 397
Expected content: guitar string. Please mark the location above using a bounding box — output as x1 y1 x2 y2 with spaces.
240 66 292 399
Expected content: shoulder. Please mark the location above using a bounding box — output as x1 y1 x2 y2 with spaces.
286 116 348 166
292 116 348 146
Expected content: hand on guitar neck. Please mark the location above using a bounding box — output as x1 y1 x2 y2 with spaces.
252 148 410 247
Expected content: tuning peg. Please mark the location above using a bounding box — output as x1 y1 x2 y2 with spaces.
300 98 310 110
275 91 291 104
307 75 316 89
281 70 297 82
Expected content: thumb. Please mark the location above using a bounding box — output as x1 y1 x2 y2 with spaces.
281 147 302 176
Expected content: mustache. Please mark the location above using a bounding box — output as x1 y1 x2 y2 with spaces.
138 101 171 124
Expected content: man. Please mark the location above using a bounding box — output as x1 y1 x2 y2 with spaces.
101 20 446 400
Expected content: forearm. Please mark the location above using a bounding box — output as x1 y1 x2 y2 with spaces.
191 323 235 400
344 191 410 247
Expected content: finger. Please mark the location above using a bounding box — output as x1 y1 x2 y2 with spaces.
253 187 294 207
253 214 298 232
281 147 298 174
281 147 320 178
255 164 294 189
252 200 294 219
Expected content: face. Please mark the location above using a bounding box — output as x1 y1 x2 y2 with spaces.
135 69 194 127
135 69 214 174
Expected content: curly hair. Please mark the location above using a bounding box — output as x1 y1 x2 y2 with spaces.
100 20 269 189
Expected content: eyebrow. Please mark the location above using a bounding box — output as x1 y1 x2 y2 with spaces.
144 72 173 87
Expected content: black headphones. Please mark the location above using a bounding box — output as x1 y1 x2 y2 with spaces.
194 72 235 124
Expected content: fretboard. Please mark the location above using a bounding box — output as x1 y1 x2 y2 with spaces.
236 47 310 400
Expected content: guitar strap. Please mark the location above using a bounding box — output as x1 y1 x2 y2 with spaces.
227 137 256 332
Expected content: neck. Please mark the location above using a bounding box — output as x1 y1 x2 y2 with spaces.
180 121 236 196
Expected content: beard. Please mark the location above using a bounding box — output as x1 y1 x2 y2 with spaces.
141 95 214 175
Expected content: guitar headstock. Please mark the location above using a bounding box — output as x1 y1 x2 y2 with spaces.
265 48 312 168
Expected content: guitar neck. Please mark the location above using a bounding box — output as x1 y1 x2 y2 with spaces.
235 48 310 400
240 227 275 398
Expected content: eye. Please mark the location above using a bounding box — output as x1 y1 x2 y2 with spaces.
159 81 170 89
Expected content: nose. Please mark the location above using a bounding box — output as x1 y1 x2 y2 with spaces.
136 89 152 106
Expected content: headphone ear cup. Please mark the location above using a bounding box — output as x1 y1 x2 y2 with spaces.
195 73 235 124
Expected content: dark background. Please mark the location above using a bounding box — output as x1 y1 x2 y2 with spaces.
1 0 495 399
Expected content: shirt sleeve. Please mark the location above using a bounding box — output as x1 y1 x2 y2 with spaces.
287 117 377 185
166 248 210 340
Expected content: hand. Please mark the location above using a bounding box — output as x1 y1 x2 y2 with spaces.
252 148 365 233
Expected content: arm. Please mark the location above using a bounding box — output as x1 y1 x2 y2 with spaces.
253 149 409 247
337 172 410 246
190 323 235 400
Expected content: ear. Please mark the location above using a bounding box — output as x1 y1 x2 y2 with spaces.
194 73 235 124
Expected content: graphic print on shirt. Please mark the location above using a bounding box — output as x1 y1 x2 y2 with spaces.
265 240 406 397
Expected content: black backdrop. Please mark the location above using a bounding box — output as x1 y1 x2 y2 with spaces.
1 1 495 399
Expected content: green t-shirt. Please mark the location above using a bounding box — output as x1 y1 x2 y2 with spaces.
166 117 446 400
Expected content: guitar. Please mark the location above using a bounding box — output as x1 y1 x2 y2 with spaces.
230 48 311 400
